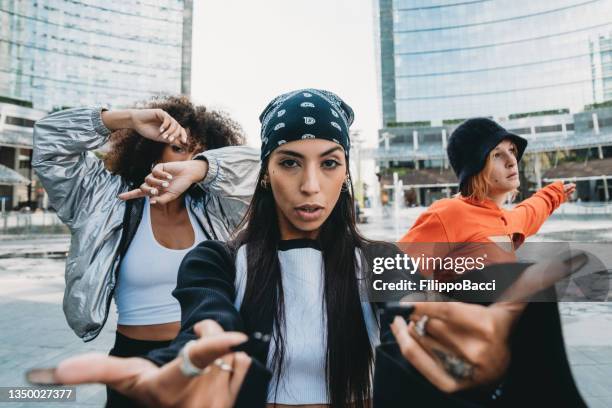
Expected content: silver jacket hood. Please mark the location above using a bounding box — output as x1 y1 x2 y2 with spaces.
33 108 259 341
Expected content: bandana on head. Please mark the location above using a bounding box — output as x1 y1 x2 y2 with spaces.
258 88 354 160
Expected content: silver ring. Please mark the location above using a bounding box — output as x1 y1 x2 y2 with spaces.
415 315 429 337
213 358 233 373
432 349 474 380
179 340 204 377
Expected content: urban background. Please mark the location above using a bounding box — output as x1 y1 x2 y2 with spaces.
0 1 610 406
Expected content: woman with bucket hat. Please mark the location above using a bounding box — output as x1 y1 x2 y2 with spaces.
400 117 575 248
387 117 584 407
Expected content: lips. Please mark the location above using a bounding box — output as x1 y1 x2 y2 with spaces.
295 204 324 222
507 172 518 179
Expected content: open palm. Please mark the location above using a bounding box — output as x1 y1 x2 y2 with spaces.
28 322 249 408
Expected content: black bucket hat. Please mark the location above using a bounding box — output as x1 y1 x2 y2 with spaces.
447 118 527 188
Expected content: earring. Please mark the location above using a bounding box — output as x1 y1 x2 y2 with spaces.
341 177 350 192
260 177 269 189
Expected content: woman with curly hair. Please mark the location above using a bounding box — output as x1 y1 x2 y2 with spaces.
33 95 259 407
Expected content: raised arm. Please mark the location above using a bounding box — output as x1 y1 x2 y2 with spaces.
33 107 186 229
32 108 123 229
119 146 260 230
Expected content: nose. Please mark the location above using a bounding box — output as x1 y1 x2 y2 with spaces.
300 164 321 195
506 153 517 168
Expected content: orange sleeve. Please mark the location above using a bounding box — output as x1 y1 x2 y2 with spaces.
400 210 451 243
511 181 566 237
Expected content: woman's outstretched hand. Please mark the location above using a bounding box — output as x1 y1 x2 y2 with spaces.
28 320 249 408
390 301 523 393
101 109 188 144
118 160 208 204
563 182 576 200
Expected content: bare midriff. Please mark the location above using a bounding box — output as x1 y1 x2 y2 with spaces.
117 322 180 341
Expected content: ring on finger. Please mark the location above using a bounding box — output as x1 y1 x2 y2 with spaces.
213 358 233 373
415 315 429 337
432 349 474 380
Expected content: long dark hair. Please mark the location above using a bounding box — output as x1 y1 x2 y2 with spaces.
232 157 374 408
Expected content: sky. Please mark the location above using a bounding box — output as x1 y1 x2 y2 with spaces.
190 0 381 149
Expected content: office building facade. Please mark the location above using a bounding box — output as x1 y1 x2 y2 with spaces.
0 0 192 111
0 0 193 209
372 0 612 205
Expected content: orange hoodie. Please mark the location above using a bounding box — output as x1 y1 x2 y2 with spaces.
400 181 566 246
398 182 566 275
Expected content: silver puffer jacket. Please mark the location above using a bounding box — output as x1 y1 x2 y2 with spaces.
33 108 260 341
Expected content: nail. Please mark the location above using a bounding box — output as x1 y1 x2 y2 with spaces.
169 137 174 142
160 126 165 132
26 367 60 385
167 175 173 180
162 182 169 188
151 189 158 195
151 200 157 204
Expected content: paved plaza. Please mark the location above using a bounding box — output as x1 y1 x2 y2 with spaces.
0 210 611 407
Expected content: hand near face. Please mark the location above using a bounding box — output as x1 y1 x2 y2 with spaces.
390 301 522 393
118 160 208 204
28 320 249 408
129 109 188 144
102 109 188 144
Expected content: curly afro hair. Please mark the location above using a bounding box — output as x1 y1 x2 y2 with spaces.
104 95 245 187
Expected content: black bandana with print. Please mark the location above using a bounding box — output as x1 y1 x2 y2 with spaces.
258 88 354 160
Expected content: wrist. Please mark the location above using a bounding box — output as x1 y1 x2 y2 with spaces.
191 159 208 183
101 110 134 131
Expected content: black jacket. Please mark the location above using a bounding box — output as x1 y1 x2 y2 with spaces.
147 241 585 408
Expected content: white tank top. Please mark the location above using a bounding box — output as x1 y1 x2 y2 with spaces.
233 244 379 404
115 197 206 325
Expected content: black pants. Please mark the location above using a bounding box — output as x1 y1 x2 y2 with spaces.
106 331 171 408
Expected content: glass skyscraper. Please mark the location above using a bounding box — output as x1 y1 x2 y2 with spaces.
376 0 612 125
371 0 612 206
0 0 193 110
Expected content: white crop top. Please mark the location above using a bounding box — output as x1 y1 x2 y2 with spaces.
115 197 206 325
233 241 379 405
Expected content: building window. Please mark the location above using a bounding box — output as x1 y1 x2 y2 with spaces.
5 116 36 128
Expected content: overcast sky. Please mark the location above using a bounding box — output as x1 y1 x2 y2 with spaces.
190 0 380 148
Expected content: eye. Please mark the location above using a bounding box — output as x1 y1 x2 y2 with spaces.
493 152 501 158
322 159 341 169
280 159 299 168
171 145 186 154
